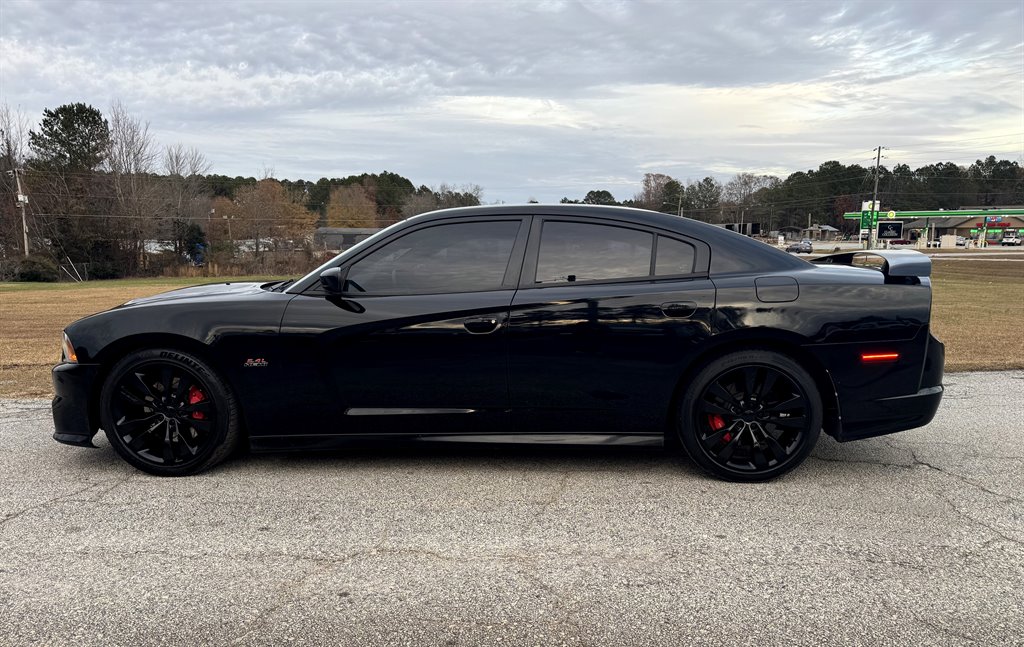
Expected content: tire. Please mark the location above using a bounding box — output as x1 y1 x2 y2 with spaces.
677 350 822 482
99 348 241 476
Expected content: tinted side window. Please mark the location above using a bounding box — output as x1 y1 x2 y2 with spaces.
536 221 653 283
347 221 520 294
655 236 695 275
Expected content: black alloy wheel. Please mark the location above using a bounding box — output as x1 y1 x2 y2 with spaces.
100 349 240 476
678 350 822 481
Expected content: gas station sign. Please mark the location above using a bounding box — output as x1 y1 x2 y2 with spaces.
877 221 904 239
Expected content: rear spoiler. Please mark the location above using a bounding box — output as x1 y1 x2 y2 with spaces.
811 249 931 278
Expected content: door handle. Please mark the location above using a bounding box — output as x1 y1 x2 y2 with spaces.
463 318 502 334
660 301 697 318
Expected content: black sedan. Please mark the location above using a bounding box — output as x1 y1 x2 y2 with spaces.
52 205 944 481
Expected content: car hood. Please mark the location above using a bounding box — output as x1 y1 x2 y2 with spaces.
121 282 269 307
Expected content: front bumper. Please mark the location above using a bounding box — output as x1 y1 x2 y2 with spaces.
51 362 101 447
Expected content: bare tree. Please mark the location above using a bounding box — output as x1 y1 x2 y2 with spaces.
435 183 482 209
0 104 30 169
326 184 377 227
401 188 438 218
723 173 776 206
163 143 212 220
234 179 314 261
401 183 483 219
633 173 675 211
105 102 160 272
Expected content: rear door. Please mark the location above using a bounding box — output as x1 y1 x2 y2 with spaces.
507 217 716 435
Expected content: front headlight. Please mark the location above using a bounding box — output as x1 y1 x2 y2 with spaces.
61 332 78 363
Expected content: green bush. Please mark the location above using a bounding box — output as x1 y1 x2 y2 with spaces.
15 255 59 282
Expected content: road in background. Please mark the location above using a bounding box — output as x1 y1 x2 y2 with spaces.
1 371 1021 646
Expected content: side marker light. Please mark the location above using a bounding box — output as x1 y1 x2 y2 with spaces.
861 352 899 363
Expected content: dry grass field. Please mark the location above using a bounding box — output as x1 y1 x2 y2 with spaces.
1 260 1021 398
929 258 1024 372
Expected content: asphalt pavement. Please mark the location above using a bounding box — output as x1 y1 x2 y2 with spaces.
1 371 1022 646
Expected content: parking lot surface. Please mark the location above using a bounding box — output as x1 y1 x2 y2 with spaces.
1 371 1022 646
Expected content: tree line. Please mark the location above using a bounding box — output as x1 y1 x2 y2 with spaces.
563 158 1024 232
0 102 482 279
2 101 1022 280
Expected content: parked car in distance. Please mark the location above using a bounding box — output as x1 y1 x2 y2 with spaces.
887 239 912 245
51 205 945 482
1001 232 1022 246
786 240 814 254
956 236 967 246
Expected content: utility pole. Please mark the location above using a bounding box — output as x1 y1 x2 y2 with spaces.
870 145 883 250
9 169 29 257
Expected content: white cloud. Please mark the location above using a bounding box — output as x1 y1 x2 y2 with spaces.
435 96 596 129
1 0 1021 202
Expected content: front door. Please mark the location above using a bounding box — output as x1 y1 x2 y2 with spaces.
278 217 528 436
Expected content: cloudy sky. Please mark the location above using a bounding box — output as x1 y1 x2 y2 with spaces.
1 0 1022 203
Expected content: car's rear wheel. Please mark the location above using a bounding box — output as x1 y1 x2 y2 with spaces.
99 348 240 476
678 350 821 481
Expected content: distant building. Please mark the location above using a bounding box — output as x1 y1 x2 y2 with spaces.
800 224 841 241
903 215 1024 242
716 222 762 236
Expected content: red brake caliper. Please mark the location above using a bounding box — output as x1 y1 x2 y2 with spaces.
708 414 731 443
188 385 206 420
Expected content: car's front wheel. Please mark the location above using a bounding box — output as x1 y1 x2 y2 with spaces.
99 348 240 476
678 350 822 481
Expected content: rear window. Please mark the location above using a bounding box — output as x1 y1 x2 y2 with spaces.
655 236 695 275
535 221 653 283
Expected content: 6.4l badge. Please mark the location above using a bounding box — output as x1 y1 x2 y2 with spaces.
243 358 269 368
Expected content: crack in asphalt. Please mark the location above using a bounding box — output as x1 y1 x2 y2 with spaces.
227 504 405 644
0 466 138 529
0 480 115 527
810 451 1023 506
517 562 592 646
877 596 981 646
939 494 1023 547
227 559 338 645
810 445 1024 546
901 446 1024 504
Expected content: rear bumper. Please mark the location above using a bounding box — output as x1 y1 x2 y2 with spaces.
837 384 943 442
833 333 945 442
51 362 101 447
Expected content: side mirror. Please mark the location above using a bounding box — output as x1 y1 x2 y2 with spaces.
319 266 349 294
